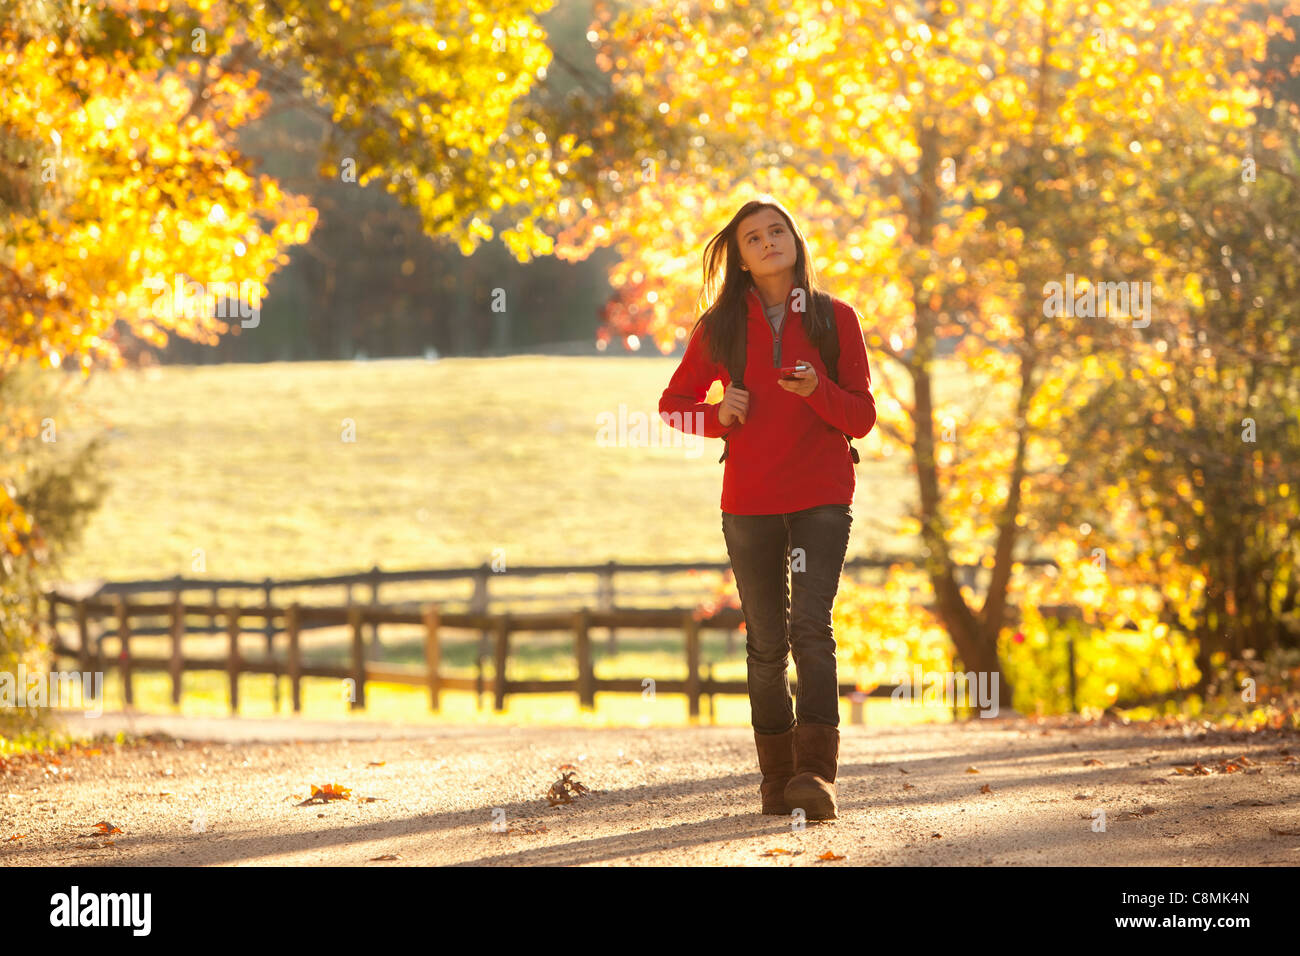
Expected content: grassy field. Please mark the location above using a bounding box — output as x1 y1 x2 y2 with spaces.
51 355 1009 580
36 354 1002 727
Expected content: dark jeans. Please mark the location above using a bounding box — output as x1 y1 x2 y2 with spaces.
721 503 852 734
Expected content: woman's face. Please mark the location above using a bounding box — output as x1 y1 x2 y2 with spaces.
737 208 796 279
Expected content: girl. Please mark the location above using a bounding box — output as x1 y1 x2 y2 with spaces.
658 197 877 821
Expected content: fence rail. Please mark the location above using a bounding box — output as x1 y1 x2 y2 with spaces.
42 587 1083 719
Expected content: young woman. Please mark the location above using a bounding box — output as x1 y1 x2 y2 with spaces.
658 197 877 821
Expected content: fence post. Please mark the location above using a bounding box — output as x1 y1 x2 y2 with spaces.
115 595 132 709
45 592 58 661
422 604 442 712
473 563 491 711
226 607 240 714
599 561 617 652
286 602 302 714
1067 629 1078 714
75 598 90 673
849 690 866 726
169 593 184 707
263 578 278 712
683 610 700 720
575 607 594 711
493 613 511 712
368 563 382 654
348 604 366 710
705 661 715 724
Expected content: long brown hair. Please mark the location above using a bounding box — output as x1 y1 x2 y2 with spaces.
689 196 831 370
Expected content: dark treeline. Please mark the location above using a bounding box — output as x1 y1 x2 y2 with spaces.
154 0 619 364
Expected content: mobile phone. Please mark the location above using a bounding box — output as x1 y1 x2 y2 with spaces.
779 363 810 380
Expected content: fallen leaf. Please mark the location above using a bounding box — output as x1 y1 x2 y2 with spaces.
92 821 122 835
505 823 550 835
298 783 352 805
369 854 401 861
902 783 915 790
760 847 802 856
546 771 590 806
367 761 386 768
817 851 846 861
1231 799 1275 807
7 834 24 841
980 784 993 794
965 766 980 774
1083 758 1104 766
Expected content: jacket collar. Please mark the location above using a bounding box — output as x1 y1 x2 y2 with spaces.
745 283 799 316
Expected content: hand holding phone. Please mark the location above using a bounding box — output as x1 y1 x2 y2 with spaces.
779 363 810 380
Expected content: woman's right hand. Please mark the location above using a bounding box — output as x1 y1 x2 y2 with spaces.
717 384 749 426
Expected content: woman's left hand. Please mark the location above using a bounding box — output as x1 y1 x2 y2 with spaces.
778 365 818 397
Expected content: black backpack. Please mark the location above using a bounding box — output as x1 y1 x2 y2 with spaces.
718 288 860 465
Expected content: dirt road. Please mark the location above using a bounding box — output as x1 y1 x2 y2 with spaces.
2 711 1298 866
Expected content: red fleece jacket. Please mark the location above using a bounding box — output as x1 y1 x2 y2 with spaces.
659 286 877 515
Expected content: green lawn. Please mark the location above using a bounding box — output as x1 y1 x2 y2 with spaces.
56 355 977 580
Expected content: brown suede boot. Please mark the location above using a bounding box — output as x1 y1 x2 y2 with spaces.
784 722 840 820
753 728 797 815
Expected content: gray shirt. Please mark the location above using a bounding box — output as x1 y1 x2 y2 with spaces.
763 299 785 336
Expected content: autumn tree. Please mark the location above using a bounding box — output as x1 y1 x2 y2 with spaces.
0 0 597 551
1019 2 1300 691
549 0 1282 708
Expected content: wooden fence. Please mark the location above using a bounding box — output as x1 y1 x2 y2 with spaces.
42 590 1084 719
67 555 1058 640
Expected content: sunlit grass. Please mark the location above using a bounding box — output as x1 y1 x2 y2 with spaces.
54 355 962 582
40 354 995 730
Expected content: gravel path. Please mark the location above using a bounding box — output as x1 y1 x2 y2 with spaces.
2 711 1298 866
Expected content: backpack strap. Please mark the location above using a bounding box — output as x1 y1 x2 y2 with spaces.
718 289 859 465
813 292 860 464
718 304 748 463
